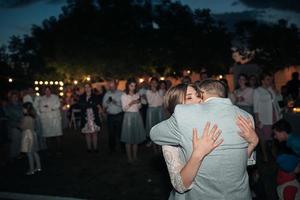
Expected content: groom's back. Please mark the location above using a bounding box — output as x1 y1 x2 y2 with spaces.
174 98 251 200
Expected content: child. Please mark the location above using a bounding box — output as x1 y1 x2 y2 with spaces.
20 102 41 175
276 154 300 200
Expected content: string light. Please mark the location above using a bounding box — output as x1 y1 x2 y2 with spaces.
59 81 64 86
8 78 13 83
139 78 144 83
187 70 191 74
59 87 63 91
50 81 53 85
219 75 223 79
73 80 78 85
59 92 64 96
35 87 39 91
160 77 165 81
39 81 43 85
34 81 38 85
44 81 49 85
86 76 91 81
55 81 58 85
36 93 40 96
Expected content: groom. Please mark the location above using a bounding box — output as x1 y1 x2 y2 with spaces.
150 79 257 200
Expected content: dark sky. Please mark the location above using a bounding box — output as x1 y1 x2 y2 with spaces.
0 0 299 45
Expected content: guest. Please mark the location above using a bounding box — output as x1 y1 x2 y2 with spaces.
286 72 300 101
234 74 254 115
254 73 280 162
145 77 164 148
273 119 300 156
181 76 192 84
276 154 300 200
20 102 41 175
3 91 23 160
200 68 209 81
79 84 101 153
102 79 123 153
121 78 146 163
159 80 168 96
249 75 258 89
23 87 47 150
39 87 63 155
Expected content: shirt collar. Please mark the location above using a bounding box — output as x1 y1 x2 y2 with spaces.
204 97 233 105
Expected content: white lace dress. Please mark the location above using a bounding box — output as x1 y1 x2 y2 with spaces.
162 145 193 199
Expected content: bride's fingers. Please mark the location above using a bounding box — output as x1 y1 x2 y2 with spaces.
237 118 249 132
213 138 224 149
212 130 222 141
209 124 218 138
203 122 211 137
246 117 254 128
238 115 252 131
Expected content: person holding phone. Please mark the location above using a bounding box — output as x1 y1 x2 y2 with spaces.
121 78 146 163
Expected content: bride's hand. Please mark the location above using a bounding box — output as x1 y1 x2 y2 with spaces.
192 122 223 160
236 115 259 146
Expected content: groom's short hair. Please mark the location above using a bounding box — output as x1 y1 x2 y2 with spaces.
199 79 226 98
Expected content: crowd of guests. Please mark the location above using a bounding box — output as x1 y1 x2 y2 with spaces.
0 71 300 199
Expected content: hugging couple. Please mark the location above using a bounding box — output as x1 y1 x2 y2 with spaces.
150 79 258 200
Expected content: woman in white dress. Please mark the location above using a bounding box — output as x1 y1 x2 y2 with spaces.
39 87 63 155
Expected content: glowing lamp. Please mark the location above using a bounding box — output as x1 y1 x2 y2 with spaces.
293 107 300 113
59 92 64 96
36 93 40 96
59 81 64 86
39 81 43 85
34 81 38 85
50 81 54 85
86 76 91 81
59 87 63 91
8 78 13 83
160 77 165 81
73 80 78 85
44 81 49 85
55 81 58 85
219 75 223 79
139 78 144 83
35 87 39 91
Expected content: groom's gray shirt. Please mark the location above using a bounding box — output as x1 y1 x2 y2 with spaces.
150 97 252 200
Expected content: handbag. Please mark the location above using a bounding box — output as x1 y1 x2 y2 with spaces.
21 129 33 153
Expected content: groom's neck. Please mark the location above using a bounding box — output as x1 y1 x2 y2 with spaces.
203 94 220 102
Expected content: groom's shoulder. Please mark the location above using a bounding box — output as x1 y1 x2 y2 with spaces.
174 103 201 116
233 104 254 120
